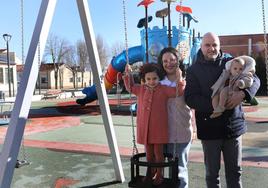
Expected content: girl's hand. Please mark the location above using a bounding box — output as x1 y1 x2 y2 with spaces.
125 64 132 74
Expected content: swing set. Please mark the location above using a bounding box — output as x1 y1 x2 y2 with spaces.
0 0 267 188
0 0 31 169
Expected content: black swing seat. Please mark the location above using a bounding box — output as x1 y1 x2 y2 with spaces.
15 160 30 168
128 152 179 188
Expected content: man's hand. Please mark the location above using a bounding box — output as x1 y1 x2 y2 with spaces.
225 90 245 109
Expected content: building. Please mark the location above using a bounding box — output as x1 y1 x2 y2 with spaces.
0 50 19 96
17 63 93 90
219 33 268 94
1 50 94 94
219 33 268 57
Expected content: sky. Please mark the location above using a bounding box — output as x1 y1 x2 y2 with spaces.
0 0 267 62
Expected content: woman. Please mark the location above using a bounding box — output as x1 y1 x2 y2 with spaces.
158 47 195 188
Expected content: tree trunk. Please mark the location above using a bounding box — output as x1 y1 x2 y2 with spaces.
73 71 76 89
81 71 84 88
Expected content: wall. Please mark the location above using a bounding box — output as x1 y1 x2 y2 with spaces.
220 34 268 57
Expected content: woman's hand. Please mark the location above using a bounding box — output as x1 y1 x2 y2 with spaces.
192 131 197 142
176 68 182 82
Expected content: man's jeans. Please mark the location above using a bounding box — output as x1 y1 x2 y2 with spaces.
201 136 243 188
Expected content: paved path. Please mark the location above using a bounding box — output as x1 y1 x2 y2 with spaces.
0 96 267 187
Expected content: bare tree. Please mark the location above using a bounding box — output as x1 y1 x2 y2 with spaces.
78 35 109 86
44 33 70 89
64 45 79 89
96 35 109 70
44 34 109 89
76 40 88 88
110 41 125 57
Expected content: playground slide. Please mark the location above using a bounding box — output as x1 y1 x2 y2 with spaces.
76 45 144 105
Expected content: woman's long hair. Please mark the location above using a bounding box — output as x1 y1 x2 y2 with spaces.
157 47 186 78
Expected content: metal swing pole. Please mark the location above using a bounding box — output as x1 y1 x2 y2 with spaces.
76 0 125 182
167 1 172 46
138 0 155 63
0 1 56 187
145 6 149 63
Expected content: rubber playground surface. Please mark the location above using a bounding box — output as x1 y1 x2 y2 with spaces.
0 95 268 188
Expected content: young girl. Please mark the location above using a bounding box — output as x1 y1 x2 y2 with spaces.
158 47 195 188
123 63 185 185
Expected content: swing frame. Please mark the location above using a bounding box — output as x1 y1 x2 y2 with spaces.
0 1 125 187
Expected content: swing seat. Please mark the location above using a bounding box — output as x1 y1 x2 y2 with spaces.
0 119 9 126
129 103 137 114
128 152 179 188
15 159 30 168
0 100 14 126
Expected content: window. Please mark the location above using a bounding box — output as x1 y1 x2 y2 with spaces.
41 77 47 83
10 68 13 83
70 77 73 82
0 68 3 83
4 68 13 84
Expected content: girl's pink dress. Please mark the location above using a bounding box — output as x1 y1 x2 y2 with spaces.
123 74 185 144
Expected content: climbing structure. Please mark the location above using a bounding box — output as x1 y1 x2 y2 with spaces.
77 2 201 106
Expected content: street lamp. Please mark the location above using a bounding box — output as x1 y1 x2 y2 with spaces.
3 33 12 97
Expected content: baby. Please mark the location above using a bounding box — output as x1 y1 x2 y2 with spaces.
210 55 256 118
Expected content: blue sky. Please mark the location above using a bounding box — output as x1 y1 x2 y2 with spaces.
0 0 267 62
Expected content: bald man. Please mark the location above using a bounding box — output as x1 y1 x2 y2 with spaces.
184 32 260 188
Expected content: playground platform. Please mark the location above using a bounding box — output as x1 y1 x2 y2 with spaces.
0 95 268 188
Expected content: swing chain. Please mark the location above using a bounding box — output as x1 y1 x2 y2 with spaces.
122 0 129 64
116 72 122 107
177 0 183 49
21 0 24 64
178 0 183 31
172 0 184 160
21 135 29 162
16 0 30 167
122 0 138 155
261 0 268 95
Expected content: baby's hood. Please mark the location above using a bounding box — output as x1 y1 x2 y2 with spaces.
225 55 256 74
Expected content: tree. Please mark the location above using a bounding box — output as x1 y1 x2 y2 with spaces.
44 33 70 89
44 34 109 89
96 35 109 70
76 40 88 88
63 45 79 89
110 41 125 57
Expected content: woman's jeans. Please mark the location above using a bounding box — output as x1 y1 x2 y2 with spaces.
164 142 191 188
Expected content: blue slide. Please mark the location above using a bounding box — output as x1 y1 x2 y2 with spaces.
76 45 144 105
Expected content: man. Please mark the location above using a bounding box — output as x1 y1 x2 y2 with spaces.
184 32 260 188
